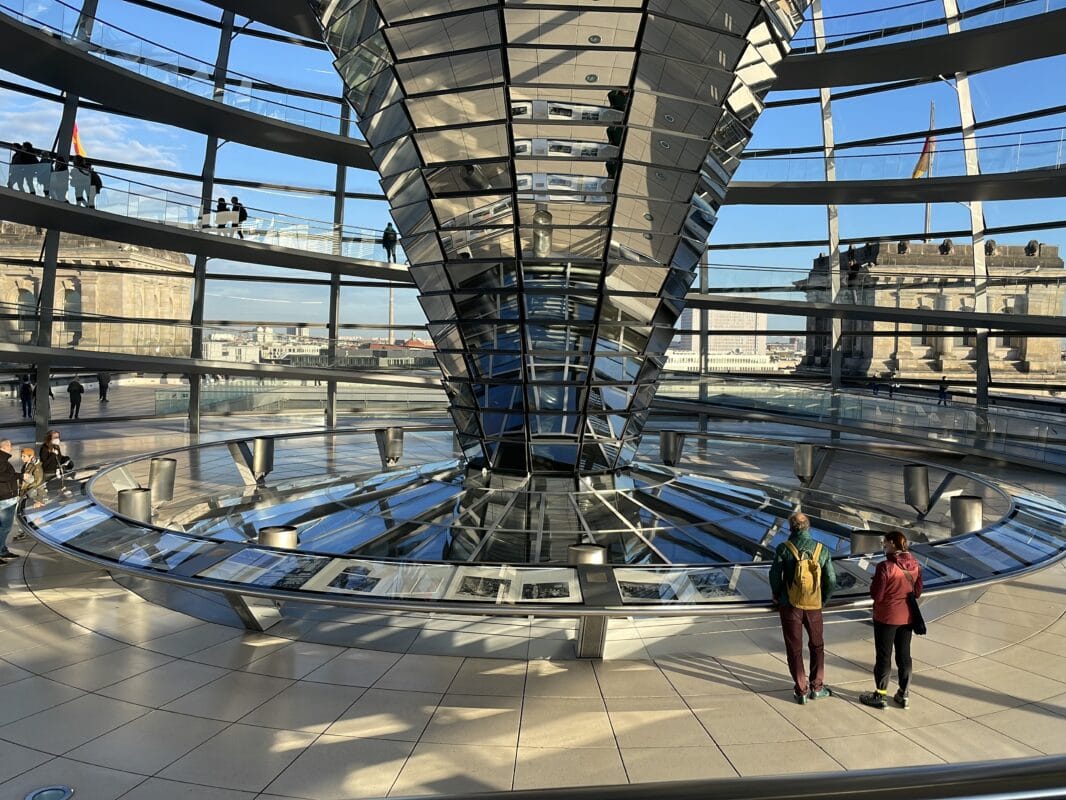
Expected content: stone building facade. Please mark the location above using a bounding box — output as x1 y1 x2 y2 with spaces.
799 240 1065 381
0 222 193 356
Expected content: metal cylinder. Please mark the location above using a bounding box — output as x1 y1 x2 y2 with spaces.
117 487 152 524
375 427 404 469
252 438 274 477
258 525 298 549
903 464 930 514
568 544 606 565
148 457 177 503
659 430 685 466
532 204 553 257
850 531 882 555
794 443 815 482
951 495 984 535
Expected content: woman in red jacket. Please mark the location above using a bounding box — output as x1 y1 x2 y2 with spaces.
860 530 923 709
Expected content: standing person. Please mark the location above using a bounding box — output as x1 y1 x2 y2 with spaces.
88 160 103 208
769 511 837 704
860 531 923 709
39 430 73 478
230 196 247 239
71 154 92 206
97 371 111 402
381 222 398 262
19 448 44 502
215 197 229 228
936 376 950 406
18 378 33 419
8 142 39 193
67 376 84 419
0 440 20 562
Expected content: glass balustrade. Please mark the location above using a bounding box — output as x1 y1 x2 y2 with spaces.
0 148 404 263
0 0 350 136
737 133 1066 182
789 0 1066 54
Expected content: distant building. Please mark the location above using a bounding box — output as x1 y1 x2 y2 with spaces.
0 223 193 356
204 340 262 363
798 240 1066 380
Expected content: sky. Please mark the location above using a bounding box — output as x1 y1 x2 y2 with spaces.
1 0 1065 337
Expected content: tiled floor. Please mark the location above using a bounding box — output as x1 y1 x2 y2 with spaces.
1 420 1064 798
0 543 1063 799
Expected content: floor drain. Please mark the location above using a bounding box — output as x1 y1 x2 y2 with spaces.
25 788 74 800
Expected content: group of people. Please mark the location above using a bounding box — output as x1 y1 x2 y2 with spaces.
206 197 248 238
0 430 73 562
8 142 103 207
16 373 110 420
769 512 924 710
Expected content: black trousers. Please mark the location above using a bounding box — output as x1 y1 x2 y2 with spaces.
873 621 913 694
69 397 81 418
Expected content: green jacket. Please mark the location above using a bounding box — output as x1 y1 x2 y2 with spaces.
769 529 837 607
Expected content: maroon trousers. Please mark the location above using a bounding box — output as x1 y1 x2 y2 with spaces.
779 606 825 695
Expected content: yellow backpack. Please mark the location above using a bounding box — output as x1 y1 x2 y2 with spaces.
785 541 824 610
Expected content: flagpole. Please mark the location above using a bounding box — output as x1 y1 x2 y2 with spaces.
923 101 934 242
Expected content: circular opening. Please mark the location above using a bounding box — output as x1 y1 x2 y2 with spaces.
658 139 671 150
26 788 74 800
587 34 601 44
663 113 676 123
584 74 598 83
643 213 654 221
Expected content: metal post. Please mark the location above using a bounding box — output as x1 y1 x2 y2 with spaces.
252 437 274 479
950 495 983 535
118 487 152 524
850 531 881 555
258 525 298 549
659 430 685 466
189 8 235 435
148 457 177 503
794 443 815 484
375 427 404 469
568 544 608 659
903 464 930 514
326 104 350 429
813 0 843 390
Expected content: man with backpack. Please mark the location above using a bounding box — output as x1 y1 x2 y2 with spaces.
769 511 837 704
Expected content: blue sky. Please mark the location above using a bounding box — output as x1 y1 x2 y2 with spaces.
2 0 1065 335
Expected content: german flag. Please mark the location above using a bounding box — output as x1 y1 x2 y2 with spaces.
71 122 87 158
911 102 935 179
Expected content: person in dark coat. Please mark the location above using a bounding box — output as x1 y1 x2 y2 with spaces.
97 371 111 401
215 197 229 228
381 222 398 262
860 530 924 709
0 439 20 561
18 379 32 418
67 376 84 419
39 429 73 478
230 196 247 239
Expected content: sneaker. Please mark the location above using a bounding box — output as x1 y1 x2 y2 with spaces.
809 687 832 700
0 550 19 562
859 691 887 709
893 691 909 709
794 692 809 705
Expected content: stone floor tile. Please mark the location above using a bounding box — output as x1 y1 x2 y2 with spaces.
655 654 750 696
66 709 227 774
240 681 365 734
902 719 1043 762
762 689 892 739
720 740 843 776
97 658 229 707
118 778 256 799
523 659 599 697
162 671 293 722
373 654 464 693
44 646 173 691
519 696 615 749
621 745 738 782
421 693 521 747
816 729 945 769
0 757 143 800
512 747 626 790
687 694 803 746
0 738 52 783
241 641 345 680
973 703 1066 754
606 695 714 748
390 741 515 797
301 648 402 688
593 660 678 697
159 723 317 793
266 734 414 800
326 688 442 741
446 658 527 697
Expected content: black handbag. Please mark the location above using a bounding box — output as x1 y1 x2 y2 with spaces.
898 563 926 636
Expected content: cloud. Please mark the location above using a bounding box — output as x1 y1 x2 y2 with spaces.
0 89 186 168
